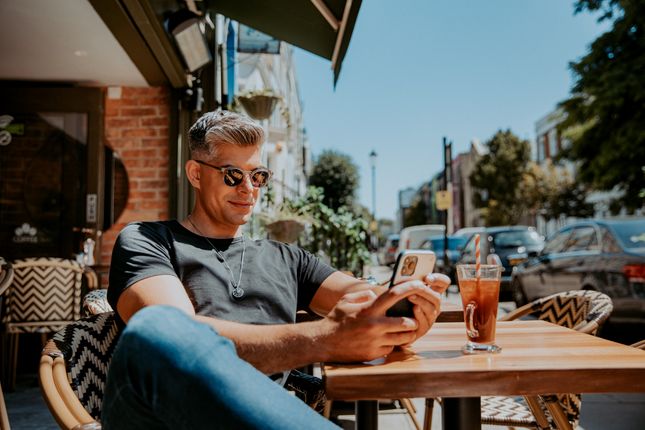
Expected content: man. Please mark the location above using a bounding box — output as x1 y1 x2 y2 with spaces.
103 110 449 428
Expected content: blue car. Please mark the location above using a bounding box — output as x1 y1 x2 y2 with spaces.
420 235 469 282
458 226 545 299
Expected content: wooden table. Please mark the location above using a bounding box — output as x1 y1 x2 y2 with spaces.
437 300 463 322
323 320 645 430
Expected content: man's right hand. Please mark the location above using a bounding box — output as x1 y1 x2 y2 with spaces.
318 280 442 362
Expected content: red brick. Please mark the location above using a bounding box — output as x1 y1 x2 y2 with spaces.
120 149 143 159
141 117 168 127
106 117 139 128
140 201 167 210
136 96 168 106
141 138 167 148
129 169 157 178
139 179 167 189
142 158 168 168
129 190 157 200
105 105 120 116
120 107 157 117
105 128 121 138
122 128 156 138
110 138 141 150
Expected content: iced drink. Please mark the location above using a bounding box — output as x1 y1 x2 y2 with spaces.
457 264 502 354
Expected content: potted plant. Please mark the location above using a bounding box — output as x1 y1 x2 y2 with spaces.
236 89 281 120
258 186 313 243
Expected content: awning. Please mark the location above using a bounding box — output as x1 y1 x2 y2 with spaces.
208 0 363 85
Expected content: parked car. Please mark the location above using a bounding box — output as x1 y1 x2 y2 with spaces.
420 235 469 282
458 226 545 300
453 226 485 243
379 234 400 266
511 218 645 324
397 224 445 255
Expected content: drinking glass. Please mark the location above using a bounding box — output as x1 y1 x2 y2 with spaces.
456 264 502 354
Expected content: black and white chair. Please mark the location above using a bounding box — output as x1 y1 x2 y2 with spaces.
40 312 120 429
1 257 97 391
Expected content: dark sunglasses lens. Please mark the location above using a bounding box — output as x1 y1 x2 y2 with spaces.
224 168 244 186
251 170 270 187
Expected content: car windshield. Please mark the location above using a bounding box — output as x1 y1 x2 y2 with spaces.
492 230 543 248
429 236 468 251
609 221 645 249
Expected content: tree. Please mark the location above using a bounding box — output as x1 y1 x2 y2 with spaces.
558 0 645 211
470 130 532 226
521 160 594 220
308 150 359 211
404 197 428 227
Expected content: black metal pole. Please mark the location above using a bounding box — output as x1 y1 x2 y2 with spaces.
356 400 379 430
442 397 481 430
443 138 450 271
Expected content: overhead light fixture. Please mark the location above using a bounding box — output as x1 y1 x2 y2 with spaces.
166 9 212 72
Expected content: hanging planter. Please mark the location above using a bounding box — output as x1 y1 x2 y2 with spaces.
265 219 305 243
237 91 281 120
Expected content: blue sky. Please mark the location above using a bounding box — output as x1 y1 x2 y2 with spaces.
294 0 609 221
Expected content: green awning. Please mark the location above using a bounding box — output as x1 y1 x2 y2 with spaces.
208 0 363 85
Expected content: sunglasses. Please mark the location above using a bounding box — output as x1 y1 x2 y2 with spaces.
194 160 273 188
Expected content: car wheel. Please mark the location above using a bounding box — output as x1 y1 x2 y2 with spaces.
512 278 527 308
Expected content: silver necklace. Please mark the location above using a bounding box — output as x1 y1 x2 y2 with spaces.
187 215 246 299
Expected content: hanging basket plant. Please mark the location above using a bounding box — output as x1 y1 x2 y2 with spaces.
237 89 281 120
264 219 306 243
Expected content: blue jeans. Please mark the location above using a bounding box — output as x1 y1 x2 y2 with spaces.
101 306 338 430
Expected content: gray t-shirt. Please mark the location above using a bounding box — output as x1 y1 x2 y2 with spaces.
108 221 336 326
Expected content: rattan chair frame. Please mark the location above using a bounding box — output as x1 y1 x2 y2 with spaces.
39 312 118 430
1 258 15 430
40 342 99 430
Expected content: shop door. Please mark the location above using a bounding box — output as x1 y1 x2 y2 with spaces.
0 87 104 260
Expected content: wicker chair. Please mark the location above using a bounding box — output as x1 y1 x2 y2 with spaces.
82 289 112 316
40 312 120 430
0 257 15 430
1 257 97 391
424 290 614 430
632 339 645 350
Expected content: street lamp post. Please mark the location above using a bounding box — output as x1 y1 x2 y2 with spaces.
369 150 378 251
369 150 377 219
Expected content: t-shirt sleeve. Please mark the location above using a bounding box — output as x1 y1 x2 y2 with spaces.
107 222 178 311
293 247 336 310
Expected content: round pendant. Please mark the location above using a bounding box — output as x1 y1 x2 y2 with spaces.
232 287 244 299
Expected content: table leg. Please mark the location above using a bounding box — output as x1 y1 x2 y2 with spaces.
355 400 378 430
442 397 481 430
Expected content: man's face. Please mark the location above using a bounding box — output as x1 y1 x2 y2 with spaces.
197 143 264 232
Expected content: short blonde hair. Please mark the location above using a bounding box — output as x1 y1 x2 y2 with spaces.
188 110 265 160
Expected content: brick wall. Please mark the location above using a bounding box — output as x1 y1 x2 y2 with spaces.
99 86 170 283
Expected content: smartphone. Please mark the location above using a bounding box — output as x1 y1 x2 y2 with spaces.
385 250 436 317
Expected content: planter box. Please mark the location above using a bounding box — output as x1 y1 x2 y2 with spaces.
237 95 280 120
265 219 305 243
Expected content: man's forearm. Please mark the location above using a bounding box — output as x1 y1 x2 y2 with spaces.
194 315 333 374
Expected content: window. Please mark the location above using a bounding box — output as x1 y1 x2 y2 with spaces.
600 227 621 253
563 227 598 252
543 229 572 254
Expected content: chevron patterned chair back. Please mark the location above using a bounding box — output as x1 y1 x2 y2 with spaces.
1 257 90 391
40 311 120 430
